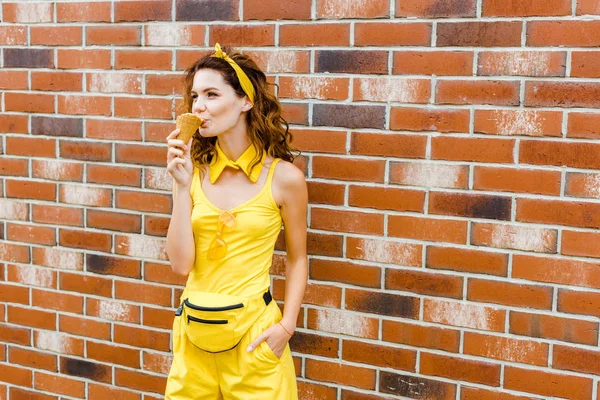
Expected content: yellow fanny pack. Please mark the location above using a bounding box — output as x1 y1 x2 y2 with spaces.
175 289 272 353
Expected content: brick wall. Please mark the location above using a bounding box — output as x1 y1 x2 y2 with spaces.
1 0 600 399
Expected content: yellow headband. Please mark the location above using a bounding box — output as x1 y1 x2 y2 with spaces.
211 43 255 104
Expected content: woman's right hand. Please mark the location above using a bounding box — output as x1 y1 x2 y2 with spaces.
166 129 194 188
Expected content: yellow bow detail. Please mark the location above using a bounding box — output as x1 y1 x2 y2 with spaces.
211 43 255 104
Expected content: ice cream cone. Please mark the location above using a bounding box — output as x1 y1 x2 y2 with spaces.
176 113 203 143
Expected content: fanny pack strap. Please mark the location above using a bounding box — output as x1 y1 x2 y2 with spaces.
175 288 272 316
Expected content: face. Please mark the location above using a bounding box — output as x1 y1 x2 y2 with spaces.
190 69 252 138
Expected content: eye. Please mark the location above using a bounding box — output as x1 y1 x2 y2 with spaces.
207 92 217 98
191 94 198 100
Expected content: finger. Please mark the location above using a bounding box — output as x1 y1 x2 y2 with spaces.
167 139 186 149
247 334 266 352
168 148 184 159
166 129 180 141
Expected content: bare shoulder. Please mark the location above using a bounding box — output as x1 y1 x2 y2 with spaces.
272 160 307 206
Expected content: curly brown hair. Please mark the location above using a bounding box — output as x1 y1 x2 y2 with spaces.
180 47 298 172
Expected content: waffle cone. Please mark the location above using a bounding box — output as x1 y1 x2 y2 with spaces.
176 113 203 143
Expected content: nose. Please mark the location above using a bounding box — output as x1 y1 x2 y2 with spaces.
191 98 206 113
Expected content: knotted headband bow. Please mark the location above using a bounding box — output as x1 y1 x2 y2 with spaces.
211 43 255 104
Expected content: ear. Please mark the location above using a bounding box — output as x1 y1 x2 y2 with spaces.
242 96 253 112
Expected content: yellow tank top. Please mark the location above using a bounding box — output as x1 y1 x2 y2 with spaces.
185 159 282 297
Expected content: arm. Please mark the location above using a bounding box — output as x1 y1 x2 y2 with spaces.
165 129 196 276
278 165 308 336
166 182 196 275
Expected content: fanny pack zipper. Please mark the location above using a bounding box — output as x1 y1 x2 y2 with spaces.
187 315 228 324
184 298 244 312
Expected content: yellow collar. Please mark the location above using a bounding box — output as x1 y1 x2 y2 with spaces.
209 141 265 184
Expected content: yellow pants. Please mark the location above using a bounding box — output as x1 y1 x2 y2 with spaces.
165 300 298 400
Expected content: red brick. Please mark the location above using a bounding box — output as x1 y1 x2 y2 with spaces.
558 289 600 318
474 166 561 196
114 325 171 351
394 51 473 76
517 198 600 229
6 137 56 158
562 170 600 198
9 347 57 371
347 237 421 266
244 0 310 20
146 73 184 96
307 181 345 206
289 128 347 154
386 269 463 299
390 107 470 133
513 254 600 290
87 119 142 141
437 22 522 47
316 0 389 18
343 340 416 371
351 132 426 159
8 305 56 330
389 215 468 244
30 26 82 46
315 51 387 75
280 23 349 46
115 50 172 70
520 140 600 169
474 109 562 137
34 372 85 398
429 192 512 220
57 49 111 69
461 387 539 400
87 72 142 93
88 383 141 400
577 0 600 14
553 345 600 375
468 279 553 310
245 50 311 73
298 382 336 400
437 80 520 105
504 366 593 399
60 314 110 340
114 0 171 22
569 51 600 78
389 162 469 189
420 352 500 386
528 20 600 47
510 311 598 345
58 95 111 116
348 186 424 213
432 136 514 163
568 112 600 139
87 165 141 187
0 114 28 133
310 207 384 235
145 24 205 46
87 341 140 369
210 25 275 46
32 289 83 314
354 77 430 103
7 223 56 246
115 368 167 394
471 222 557 253
5 93 54 113
527 81 600 108
279 76 349 100
59 228 111 252
60 272 112 297
114 97 173 119
483 0 570 16
464 332 548 366
9 387 57 400
57 2 111 22
306 359 375 390
382 320 459 352
0 325 30 346
310 259 381 288
85 25 142 46
0 26 27 45
424 299 506 332
0 157 28 176
6 180 56 201
561 229 600 259
115 280 171 307
426 246 508 276
0 70 28 90
397 0 475 16
355 22 431 46
0 364 32 387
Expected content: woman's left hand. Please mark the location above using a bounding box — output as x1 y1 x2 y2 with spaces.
247 322 293 359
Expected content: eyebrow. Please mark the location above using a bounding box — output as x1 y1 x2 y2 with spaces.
191 87 220 93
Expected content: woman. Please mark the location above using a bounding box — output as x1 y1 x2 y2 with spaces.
164 44 308 399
